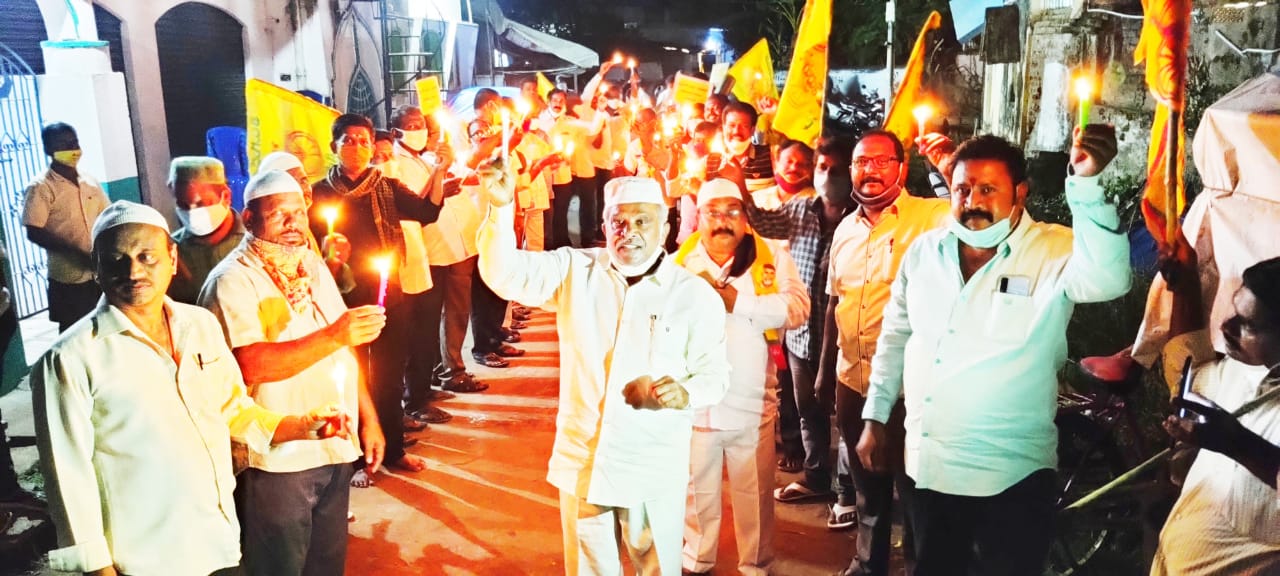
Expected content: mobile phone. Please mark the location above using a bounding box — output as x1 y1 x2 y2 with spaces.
1177 356 1194 418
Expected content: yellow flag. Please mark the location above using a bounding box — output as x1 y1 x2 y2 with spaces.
536 72 556 100
673 72 713 105
772 0 831 146
883 11 943 145
415 75 443 115
246 79 340 182
729 39 779 105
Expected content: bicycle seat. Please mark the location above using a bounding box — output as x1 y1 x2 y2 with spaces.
1079 347 1141 395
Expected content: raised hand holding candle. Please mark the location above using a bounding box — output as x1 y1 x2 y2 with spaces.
1075 76 1094 127
373 256 392 308
321 205 339 259
912 104 933 139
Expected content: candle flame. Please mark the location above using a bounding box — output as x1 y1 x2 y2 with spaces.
564 141 575 157
1074 76 1094 100
373 255 393 275
711 139 725 155
684 156 699 174
912 104 933 124
627 57 637 69
553 135 564 152
321 205 338 224
612 53 624 65
332 362 347 387
516 98 532 116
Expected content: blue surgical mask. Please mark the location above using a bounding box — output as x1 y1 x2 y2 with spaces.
947 215 1014 249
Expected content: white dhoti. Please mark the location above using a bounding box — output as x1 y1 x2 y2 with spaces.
559 491 685 576
682 414 776 576
1151 486 1280 576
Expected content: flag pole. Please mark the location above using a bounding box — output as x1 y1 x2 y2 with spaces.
1164 108 1181 242
885 0 896 111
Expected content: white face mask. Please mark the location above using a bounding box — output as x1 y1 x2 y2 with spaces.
176 202 230 237
726 137 751 157
399 129 429 151
611 245 664 278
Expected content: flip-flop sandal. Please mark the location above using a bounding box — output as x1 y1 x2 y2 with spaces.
773 481 832 503
350 469 374 488
501 329 522 343
509 320 529 330
444 375 491 393
471 352 510 368
827 503 857 531
496 344 525 357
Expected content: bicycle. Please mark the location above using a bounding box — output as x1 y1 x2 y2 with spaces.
1046 352 1177 575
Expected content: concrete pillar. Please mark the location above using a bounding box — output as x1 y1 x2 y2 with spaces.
36 0 142 204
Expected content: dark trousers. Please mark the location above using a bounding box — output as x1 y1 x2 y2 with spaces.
551 177 596 248
787 349 837 492
777 358 805 463
48 278 100 332
470 266 507 356
0 306 18 499
665 205 680 252
238 464 355 576
906 468 1057 576
405 257 475 403
592 168 611 241
361 298 412 463
836 386 911 576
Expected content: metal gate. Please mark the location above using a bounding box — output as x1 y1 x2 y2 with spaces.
0 42 49 318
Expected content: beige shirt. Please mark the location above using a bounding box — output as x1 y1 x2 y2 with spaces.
477 203 731 507
22 168 110 283
827 193 949 393
199 239 362 473
32 299 284 575
392 141 481 267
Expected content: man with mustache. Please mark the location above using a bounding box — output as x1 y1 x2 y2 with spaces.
474 170 731 576
815 129 950 575
739 136 859 525
32 200 348 576
674 178 808 576
538 89 608 249
720 102 775 193
199 171 385 575
23 122 110 332
857 127 1129 575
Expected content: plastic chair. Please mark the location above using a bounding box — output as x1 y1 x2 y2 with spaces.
205 126 250 210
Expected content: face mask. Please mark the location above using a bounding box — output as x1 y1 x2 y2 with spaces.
726 138 751 157
52 149 81 168
340 145 373 171
947 215 1015 249
611 244 664 278
815 169 852 201
176 202 230 237
607 99 623 111
775 174 813 195
399 129 429 151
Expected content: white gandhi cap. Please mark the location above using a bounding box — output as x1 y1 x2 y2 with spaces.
697 178 744 208
91 200 170 247
603 177 665 208
243 169 303 203
257 151 304 176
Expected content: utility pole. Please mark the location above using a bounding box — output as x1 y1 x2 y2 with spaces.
885 0 895 112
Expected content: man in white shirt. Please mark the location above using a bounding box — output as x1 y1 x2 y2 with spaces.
1152 251 1280 574
857 128 1130 575
32 200 347 576
539 89 608 249
475 171 732 575
199 171 387 575
675 179 809 576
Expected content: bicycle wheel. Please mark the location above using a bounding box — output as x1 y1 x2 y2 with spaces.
1047 413 1141 575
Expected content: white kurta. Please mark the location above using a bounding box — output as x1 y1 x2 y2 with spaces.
32 299 284 576
199 240 362 473
476 203 732 507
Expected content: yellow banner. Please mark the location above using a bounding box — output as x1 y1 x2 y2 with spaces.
729 39 779 105
882 11 943 145
246 79 339 182
673 72 712 105
1135 0 1192 245
771 0 831 146
415 75 443 115
536 72 556 100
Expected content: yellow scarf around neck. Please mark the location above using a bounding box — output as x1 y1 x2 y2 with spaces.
674 231 780 342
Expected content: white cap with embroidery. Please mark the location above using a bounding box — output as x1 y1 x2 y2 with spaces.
91 200 170 246
697 178 743 208
243 169 303 203
603 176 665 208
256 151 305 176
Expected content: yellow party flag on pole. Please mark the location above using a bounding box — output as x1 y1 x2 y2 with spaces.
246 79 340 182
882 11 943 145
1134 0 1191 246
771 0 832 146
729 39 779 105
536 72 556 100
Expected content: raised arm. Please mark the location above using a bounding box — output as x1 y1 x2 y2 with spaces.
1061 125 1131 303
741 188 799 240
475 163 572 308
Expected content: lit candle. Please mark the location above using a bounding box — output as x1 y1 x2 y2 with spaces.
612 52 624 65
553 134 564 153
500 108 511 160
374 256 392 308
516 98 532 119
564 141 576 158
434 110 453 145
681 104 694 122
321 205 338 259
711 138 725 155
627 57 637 70
332 361 347 407
662 116 677 139
1075 76 1094 127
684 155 700 177
912 104 933 139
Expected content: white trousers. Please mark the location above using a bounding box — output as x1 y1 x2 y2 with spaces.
559 490 685 576
682 415 776 575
